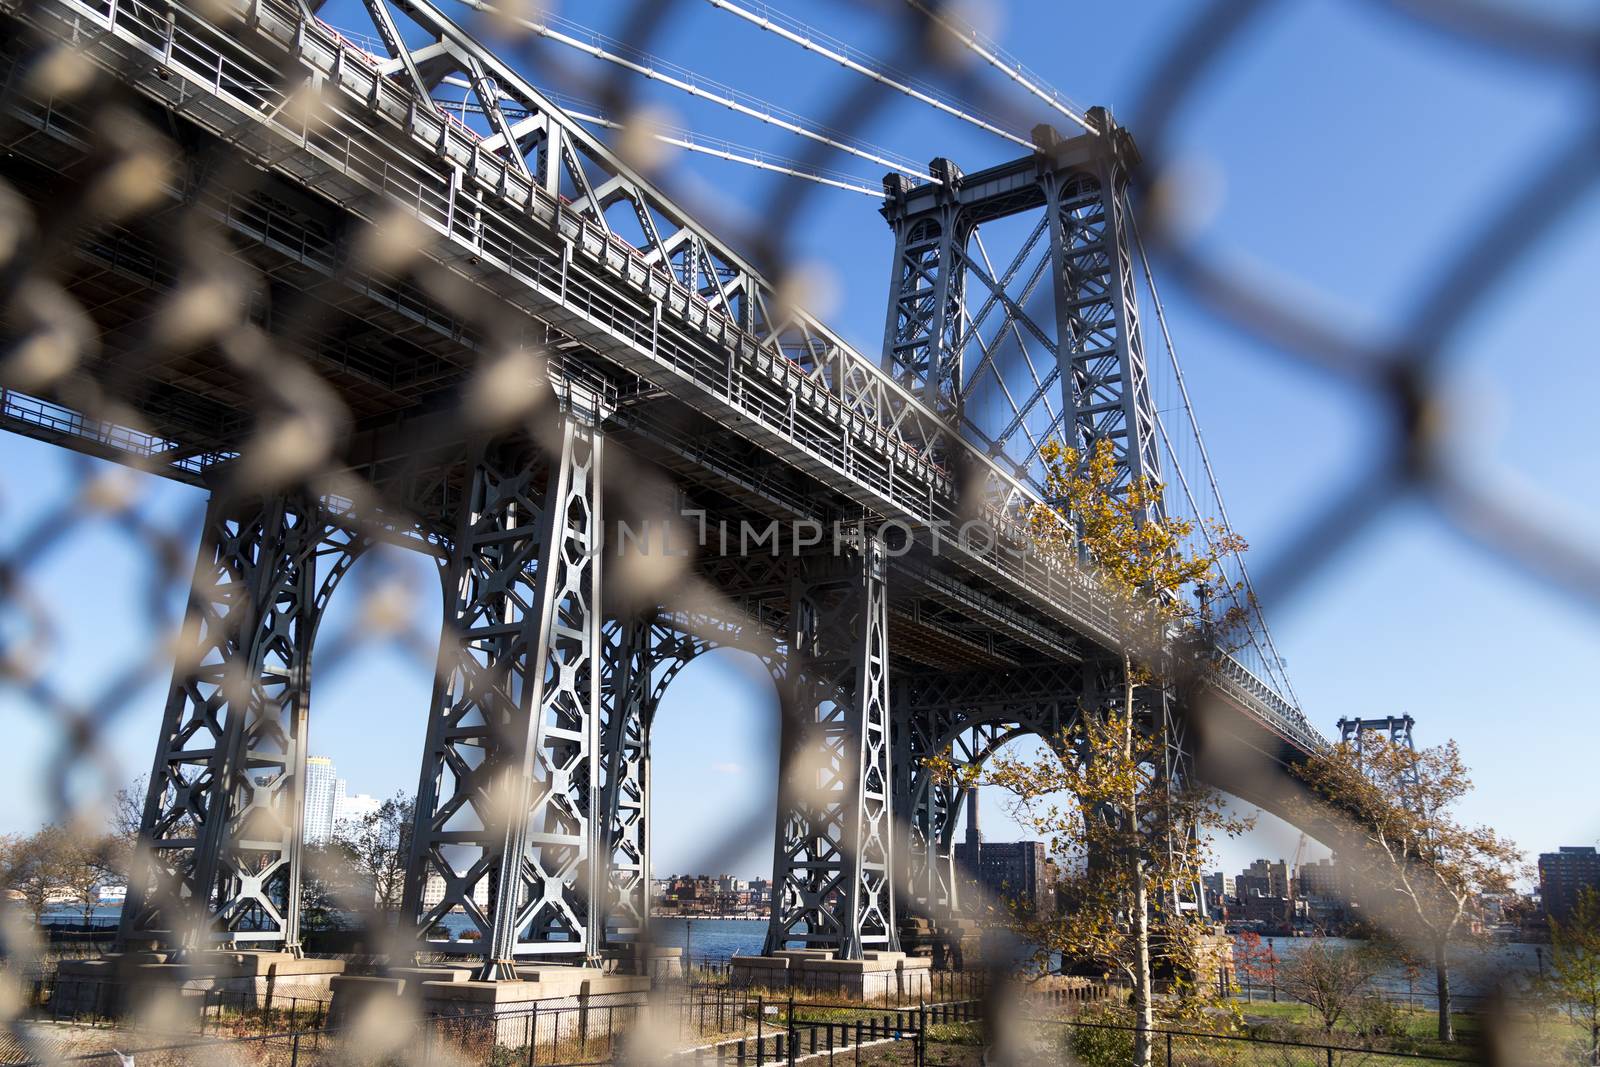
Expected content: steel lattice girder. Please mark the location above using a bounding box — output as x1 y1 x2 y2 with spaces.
764 542 897 958
401 412 603 975
120 491 362 951
891 664 1083 917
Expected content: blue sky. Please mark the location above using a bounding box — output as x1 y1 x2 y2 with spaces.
2 0 1596 883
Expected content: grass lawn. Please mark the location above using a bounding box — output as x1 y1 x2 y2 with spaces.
1232 997 1592 1061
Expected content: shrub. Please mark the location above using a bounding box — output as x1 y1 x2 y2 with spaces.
1355 995 1415 1050
1066 1006 1135 1067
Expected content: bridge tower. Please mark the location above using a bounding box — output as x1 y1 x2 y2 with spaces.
879 114 1195 928
1337 714 1417 756
879 109 1160 497
1337 714 1423 811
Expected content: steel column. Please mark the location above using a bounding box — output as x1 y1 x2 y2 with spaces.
881 161 969 422
763 539 896 958
402 413 604 977
597 615 654 945
119 491 330 952
1044 155 1160 499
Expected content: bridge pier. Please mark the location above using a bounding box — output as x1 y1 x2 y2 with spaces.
402 400 605 979
762 537 897 959
119 488 358 956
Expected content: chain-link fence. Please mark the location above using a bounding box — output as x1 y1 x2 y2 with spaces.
0 0 1595 1063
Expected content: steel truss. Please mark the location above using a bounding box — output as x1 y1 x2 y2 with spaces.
120 490 363 952
0 0 1316 757
764 540 896 957
402 406 604 976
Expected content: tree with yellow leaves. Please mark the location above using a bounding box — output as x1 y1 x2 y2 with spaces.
1292 732 1522 1043
945 438 1253 1067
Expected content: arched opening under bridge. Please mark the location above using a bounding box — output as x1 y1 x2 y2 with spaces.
291 540 441 950
631 644 781 962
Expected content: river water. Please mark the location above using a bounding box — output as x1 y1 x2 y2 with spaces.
651 917 767 961
1243 936 1544 1007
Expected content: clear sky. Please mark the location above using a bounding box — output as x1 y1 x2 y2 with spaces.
2 0 1597 885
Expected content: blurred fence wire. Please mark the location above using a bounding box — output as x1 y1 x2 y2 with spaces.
0 0 1596 1063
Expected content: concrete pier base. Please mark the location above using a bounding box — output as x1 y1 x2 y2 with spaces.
418 966 653 1049
729 951 932 1001
53 950 345 1021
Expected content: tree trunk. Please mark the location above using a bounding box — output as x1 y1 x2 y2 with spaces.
1123 652 1155 1067
1132 871 1155 1067
1434 940 1453 1043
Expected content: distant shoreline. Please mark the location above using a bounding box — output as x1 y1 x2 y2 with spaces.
651 913 769 921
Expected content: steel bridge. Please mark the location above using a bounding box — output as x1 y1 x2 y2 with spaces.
0 0 1326 973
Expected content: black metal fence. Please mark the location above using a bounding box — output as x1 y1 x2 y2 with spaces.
7 992 976 1067
18 999 1525 1067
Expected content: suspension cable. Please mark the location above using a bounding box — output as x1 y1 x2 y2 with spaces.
902 0 1099 136
450 0 933 182
703 0 1034 149
436 80 884 197
1126 195 1303 710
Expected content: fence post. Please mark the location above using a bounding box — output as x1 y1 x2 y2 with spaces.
1166 1030 1172 1067
756 995 764 1067
291 1030 302 1067
1326 1048 1334 1067
525 1007 535 1067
